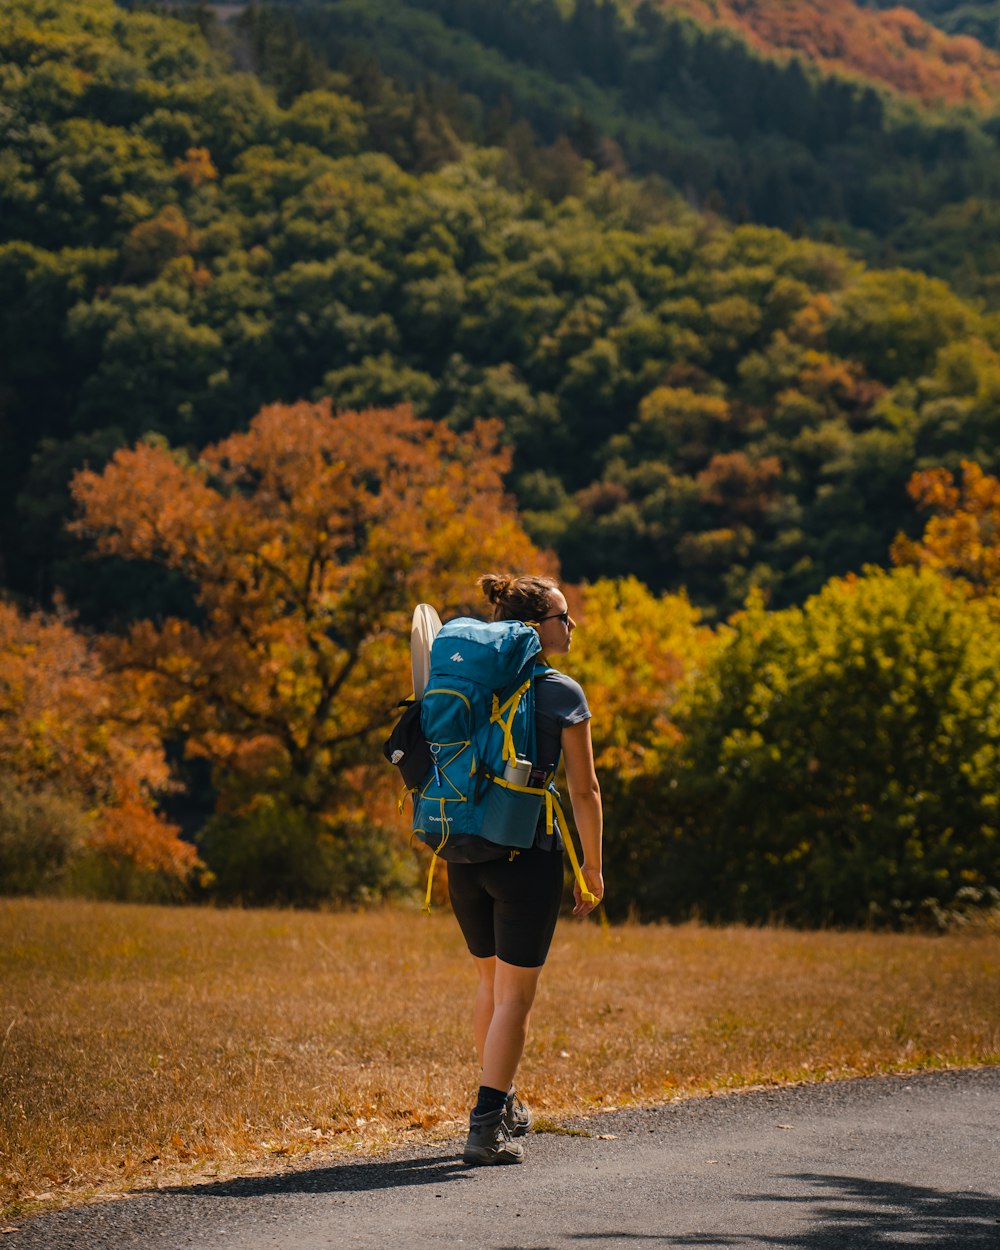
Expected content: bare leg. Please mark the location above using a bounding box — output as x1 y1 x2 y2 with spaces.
471 954 496 1068
480 958 544 1093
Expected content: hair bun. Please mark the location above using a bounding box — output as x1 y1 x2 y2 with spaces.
477 572 514 604
476 572 559 622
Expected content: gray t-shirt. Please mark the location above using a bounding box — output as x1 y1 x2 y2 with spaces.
533 668 591 849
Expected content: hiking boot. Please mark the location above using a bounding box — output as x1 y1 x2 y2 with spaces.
503 1090 533 1138
462 1106 525 1166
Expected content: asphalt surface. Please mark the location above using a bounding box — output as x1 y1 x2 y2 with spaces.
6 1068 998 1249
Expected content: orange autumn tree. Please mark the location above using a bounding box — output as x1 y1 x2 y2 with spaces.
71 402 549 903
660 0 1000 110
0 599 195 895
892 460 1000 602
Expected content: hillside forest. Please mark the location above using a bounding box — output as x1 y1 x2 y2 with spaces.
2 0 999 927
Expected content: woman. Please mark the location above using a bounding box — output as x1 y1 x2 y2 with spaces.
450 572 604 1167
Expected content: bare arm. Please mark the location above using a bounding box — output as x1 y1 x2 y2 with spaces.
560 718 603 916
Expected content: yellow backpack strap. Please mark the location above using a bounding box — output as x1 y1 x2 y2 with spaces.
423 798 450 914
423 853 438 914
490 677 532 764
545 789 598 908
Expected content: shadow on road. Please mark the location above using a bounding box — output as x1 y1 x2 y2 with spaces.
478 1174 1000 1249
136 1162 1000 1248
143 1150 473 1199
654 1172 1000 1249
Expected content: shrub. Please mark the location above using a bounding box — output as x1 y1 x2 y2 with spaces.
621 566 1000 927
0 787 90 895
199 794 417 907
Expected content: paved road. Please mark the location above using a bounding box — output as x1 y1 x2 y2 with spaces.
7 1068 999 1249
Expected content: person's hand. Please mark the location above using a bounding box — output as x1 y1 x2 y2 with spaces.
573 864 604 917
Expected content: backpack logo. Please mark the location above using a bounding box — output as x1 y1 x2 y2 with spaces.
450 651 464 662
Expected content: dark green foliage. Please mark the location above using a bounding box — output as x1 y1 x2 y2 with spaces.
269 0 1000 300
5 0 1000 624
199 797 417 906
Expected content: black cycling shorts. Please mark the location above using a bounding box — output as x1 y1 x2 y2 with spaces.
447 845 565 969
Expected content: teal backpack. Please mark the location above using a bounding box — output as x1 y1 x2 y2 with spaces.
414 617 544 859
389 616 596 909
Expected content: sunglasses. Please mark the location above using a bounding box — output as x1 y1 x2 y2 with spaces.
538 610 571 626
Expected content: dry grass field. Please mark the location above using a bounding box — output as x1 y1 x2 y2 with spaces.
1 898 997 1218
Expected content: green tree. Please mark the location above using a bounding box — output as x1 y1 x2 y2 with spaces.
827 269 981 384
625 566 1000 927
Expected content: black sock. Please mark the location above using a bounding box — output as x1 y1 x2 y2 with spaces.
474 1085 508 1116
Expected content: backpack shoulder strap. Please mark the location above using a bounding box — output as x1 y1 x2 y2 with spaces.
490 674 534 765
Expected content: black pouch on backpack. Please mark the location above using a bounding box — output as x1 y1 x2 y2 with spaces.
382 699 433 790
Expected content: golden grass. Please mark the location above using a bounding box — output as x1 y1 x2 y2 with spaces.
1 898 998 1218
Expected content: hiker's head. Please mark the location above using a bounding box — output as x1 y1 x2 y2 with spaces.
478 573 576 654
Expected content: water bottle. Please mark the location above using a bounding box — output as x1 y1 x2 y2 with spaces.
503 755 532 786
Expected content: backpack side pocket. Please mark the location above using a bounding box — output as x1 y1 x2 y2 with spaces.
478 780 544 850
382 700 433 790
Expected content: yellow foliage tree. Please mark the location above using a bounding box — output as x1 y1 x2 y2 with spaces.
564 576 713 781
559 577 713 914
